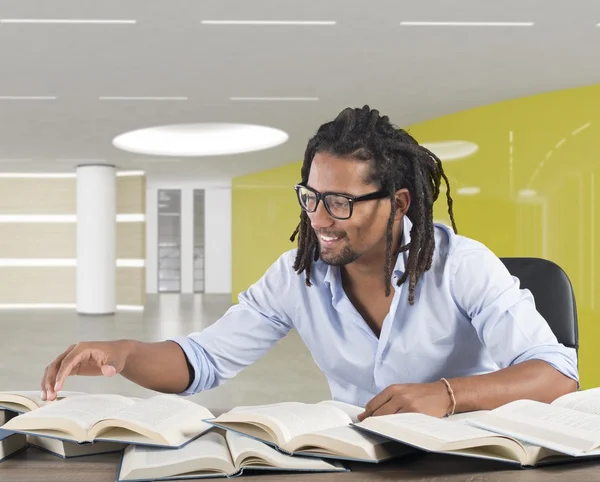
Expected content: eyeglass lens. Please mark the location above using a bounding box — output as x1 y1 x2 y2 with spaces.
297 186 351 219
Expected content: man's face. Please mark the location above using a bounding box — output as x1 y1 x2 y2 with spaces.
305 152 397 266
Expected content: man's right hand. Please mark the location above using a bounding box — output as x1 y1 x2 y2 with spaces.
41 340 132 401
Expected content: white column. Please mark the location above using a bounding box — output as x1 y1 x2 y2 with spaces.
181 188 194 294
145 187 158 293
76 165 116 315
205 188 232 294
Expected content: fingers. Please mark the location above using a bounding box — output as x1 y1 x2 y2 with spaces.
41 345 74 401
100 363 117 377
357 388 394 421
41 343 120 402
53 348 89 394
372 400 403 417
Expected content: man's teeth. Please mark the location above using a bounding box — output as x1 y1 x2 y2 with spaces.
321 235 339 241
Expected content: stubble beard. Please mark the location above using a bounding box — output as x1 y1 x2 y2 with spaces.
318 240 361 266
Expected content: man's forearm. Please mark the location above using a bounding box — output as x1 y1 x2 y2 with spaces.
449 360 577 413
119 340 192 394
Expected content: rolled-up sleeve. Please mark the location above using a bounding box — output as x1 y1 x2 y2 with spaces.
449 239 579 385
169 252 295 396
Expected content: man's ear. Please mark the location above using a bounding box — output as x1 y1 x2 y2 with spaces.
394 189 410 220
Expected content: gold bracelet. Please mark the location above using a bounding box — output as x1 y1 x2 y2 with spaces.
440 378 456 417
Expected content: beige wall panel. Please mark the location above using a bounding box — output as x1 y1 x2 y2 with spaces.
0 223 145 259
117 177 146 214
0 267 75 303
117 223 146 259
0 179 76 214
117 267 146 306
0 267 145 305
0 224 76 258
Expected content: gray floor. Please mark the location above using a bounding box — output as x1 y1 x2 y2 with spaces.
0 294 330 411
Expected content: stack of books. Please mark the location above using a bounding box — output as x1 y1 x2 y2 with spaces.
2 387 600 480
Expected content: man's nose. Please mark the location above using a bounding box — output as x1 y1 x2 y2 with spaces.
309 202 334 230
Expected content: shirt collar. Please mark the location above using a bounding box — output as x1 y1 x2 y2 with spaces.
323 215 413 293
394 215 412 277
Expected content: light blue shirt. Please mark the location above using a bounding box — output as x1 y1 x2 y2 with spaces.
172 216 579 407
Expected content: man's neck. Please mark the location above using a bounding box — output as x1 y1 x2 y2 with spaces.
341 250 400 292
341 227 404 291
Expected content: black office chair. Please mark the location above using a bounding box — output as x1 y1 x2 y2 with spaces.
500 257 579 353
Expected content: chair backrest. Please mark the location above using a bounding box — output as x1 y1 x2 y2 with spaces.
499 257 578 352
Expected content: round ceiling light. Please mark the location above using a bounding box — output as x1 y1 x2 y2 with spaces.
421 141 479 161
112 123 289 157
457 186 481 196
518 189 537 197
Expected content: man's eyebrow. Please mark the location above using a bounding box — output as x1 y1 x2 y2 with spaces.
305 184 354 196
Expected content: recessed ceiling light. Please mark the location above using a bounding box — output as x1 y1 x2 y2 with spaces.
99 96 188 101
400 21 534 27
116 170 145 177
112 123 289 157
0 96 57 100
0 19 136 24
201 20 336 26
572 122 591 136
518 189 537 197
230 97 319 102
129 158 182 164
421 141 479 161
457 187 481 196
55 158 104 164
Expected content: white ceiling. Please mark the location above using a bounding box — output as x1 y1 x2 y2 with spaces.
0 0 599 181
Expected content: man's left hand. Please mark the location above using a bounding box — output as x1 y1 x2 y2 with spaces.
357 381 452 421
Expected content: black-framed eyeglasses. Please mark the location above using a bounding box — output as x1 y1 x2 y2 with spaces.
294 184 388 220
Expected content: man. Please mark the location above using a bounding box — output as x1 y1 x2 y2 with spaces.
40 106 578 420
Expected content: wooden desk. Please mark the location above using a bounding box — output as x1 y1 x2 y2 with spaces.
2 446 600 482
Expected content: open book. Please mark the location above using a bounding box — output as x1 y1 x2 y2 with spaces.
3 393 213 448
0 390 85 413
208 401 410 463
0 429 26 462
353 410 574 467
117 429 347 481
467 387 600 459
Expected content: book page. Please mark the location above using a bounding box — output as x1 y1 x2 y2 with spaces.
474 400 600 454
225 430 343 471
223 403 352 446
97 395 213 442
552 388 600 416
447 411 490 423
288 423 404 461
11 394 135 432
119 431 236 481
359 413 504 445
317 401 364 423
0 391 88 413
0 391 45 411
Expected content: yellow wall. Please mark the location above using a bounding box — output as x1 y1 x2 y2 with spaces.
232 161 302 300
232 83 600 388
